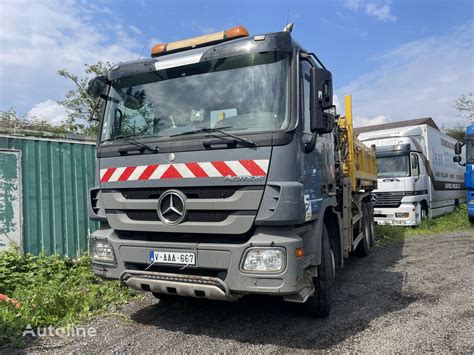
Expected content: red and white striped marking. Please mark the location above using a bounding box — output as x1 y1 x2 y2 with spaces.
100 159 269 183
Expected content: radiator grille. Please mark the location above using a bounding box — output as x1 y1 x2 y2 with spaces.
373 192 404 208
112 186 246 200
125 210 231 223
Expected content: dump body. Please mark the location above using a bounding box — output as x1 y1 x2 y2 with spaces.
337 95 377 191
87 27 376 311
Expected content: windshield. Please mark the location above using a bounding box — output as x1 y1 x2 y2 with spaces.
467 139 474 164
377 155 410 178
100 52 289 144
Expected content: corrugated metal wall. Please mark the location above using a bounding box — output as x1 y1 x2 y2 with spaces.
0 135 98 257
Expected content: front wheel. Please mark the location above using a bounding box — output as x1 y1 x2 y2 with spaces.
302 224 334 317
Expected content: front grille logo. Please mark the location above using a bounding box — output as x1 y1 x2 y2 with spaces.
224 175 264 182
157 190 186 225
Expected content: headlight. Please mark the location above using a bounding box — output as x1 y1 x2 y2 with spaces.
91 239 116 264
468 200 474 205
242 248 285 273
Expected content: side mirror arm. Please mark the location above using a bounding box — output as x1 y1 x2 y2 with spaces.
304 133 317 153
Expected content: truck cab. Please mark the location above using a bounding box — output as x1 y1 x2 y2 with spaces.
87 25 376 316
454 123 474 223
359 126 428 226
359 120 465 226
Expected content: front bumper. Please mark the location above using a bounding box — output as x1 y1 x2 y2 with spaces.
373 203 419 226
91 226 305 300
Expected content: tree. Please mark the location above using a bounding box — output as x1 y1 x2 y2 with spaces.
0 109 70 134
454 92 473 122
444 124 466 142
57 61 110 136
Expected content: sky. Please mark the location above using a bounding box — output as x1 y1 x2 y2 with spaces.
0 0 473 128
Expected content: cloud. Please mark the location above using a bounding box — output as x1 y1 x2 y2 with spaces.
27 100 68 125
345 0 397 22
0 0 143 115
333 95 341 112
355 115 389 127
337 22 474 129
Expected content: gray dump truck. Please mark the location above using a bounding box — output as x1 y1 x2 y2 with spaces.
87 25 377 317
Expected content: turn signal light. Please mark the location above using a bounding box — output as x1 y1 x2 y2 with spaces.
295 247 304 258
151 25 249 57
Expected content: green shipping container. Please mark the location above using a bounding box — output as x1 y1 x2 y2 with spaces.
0 130 98 258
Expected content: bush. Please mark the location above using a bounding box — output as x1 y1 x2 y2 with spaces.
375 205 472 242
0 251 136 347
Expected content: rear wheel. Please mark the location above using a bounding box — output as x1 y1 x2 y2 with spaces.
302 224 334 317
356 204 371 257
368 204 376 246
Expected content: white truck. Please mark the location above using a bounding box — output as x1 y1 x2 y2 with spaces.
357 118 465 226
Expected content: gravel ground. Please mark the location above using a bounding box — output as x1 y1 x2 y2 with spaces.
18 230 474 353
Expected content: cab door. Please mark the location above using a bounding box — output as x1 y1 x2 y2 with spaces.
300 59 322 221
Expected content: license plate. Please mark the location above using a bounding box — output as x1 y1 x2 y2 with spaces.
149 250 196 265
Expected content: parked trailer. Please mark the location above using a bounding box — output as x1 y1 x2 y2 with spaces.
453 123 474 223
87 25 377 316
357 118 465 226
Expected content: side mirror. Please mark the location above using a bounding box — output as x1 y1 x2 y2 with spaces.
454 141 463 155
87 76 107 98
310 67 334 134
312 67 333 109
453 155 462 163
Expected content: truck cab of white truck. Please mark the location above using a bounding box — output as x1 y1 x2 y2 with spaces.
358 119 465 226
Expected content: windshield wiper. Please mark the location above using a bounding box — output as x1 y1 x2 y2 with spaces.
101 134 159 153
170 126 256 147
123 138 159 153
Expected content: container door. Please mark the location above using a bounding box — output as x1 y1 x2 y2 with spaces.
0 150 22 251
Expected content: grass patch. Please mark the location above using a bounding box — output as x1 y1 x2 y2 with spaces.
0 251 137 347
375 204 472 242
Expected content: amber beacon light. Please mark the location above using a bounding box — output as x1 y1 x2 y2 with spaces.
151 25 249 57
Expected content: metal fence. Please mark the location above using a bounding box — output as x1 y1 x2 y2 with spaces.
0 130 97 257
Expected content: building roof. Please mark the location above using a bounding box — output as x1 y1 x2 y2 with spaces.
354 117 440 135
0 126 96 144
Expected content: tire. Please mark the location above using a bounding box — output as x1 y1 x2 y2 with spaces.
302 224 334 317
356 204 371 257
421 204 428 220
469 216 474 225
368 204 376 246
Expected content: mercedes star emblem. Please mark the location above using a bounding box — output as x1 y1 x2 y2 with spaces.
158 190 186 225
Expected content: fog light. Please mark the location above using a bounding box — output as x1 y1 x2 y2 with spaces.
91 239 116 264
468 200 474 205
242 248 285 272
395 212 410 218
